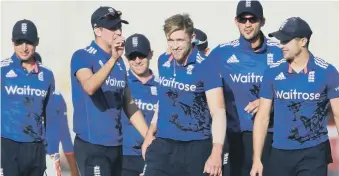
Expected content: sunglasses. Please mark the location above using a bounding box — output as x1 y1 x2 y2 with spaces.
127 52 148 61
237 16 260 24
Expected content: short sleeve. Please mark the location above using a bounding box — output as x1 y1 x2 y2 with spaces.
70 50 92 76
326 64 339 99
260 68 275 99
203 47 223 91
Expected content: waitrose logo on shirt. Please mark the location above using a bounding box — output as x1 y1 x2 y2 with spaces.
275 89 321 100
105 76 126 88
5 85 47 97
155 76 196 92
229 73 263 83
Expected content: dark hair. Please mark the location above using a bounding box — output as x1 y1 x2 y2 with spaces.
34 52 42 63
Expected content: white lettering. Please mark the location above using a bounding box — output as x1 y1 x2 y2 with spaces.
275 89 321 100
229 73 263 83
134 99 157 111
335 86 339 92
105 76 126 88
5 85 47 97
156 76 196 92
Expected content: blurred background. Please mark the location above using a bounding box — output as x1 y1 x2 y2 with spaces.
1 1 338 175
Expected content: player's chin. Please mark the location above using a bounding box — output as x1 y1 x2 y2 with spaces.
18 54 33 61
173 53 184 61
242 33 255 40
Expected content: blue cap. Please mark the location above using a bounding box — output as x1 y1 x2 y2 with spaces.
236 0 263 18
125 33 151 57
193 28 208 51
268 17 312 42
12 19 38 44
91 6 128 29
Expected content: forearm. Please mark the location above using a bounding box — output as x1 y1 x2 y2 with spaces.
334 115 339 135
83 57 118 95
211 108 227 154
130 110 148 138
329 98 339 135
65 153 79 176
147 122 157 136
252 114 269 161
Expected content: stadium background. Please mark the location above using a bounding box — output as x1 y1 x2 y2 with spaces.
1 1 338 175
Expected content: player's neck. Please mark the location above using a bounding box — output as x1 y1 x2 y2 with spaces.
21 57 36 73
133 69 152 84
290 51 310 73
95 39 112 55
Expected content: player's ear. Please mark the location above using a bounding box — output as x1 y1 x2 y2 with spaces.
94 27 102 37
35 38 40 46
234 17 239 26
300 37 308 47
148 50 154 60
260 17 266 27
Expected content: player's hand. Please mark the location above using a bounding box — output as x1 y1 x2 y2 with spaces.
203 145 222 176
141 134 155 160
245 99 260 115
111 33 125 60
250 159 263 176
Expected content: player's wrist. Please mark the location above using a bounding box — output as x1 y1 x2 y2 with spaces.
211 143 223 155
252 155 262 163
109 56 120 63
146 125 156 137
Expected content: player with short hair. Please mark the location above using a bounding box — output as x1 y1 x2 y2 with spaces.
141 13 227 176
121 33 158 176
251 17 339 176
70 6 149 176
1 19 55 176
207 1 283 175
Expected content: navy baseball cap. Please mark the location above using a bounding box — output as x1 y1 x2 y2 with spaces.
125 33 151 58
236 0 263 19
193 28 208 51
12 19 38 44
91 6 129 29
268 17 312 42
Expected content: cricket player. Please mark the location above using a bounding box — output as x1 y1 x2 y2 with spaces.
45 90 79 176
141 13 227 176
1 19 55 176
70 6 148 176
121 33 157 176
251 17 339 176
207 1 283 175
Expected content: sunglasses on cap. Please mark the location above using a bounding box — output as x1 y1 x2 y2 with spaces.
94 10 122 23
237 16 260 24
